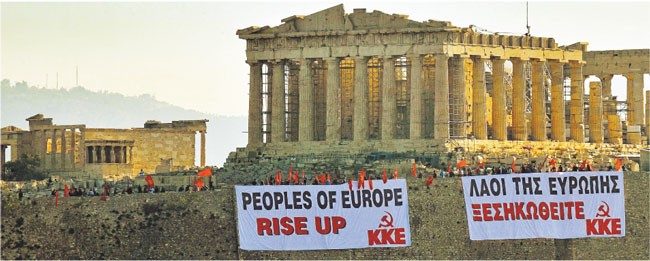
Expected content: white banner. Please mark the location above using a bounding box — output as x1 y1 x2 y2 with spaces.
235 179 411 250
462 171 625 240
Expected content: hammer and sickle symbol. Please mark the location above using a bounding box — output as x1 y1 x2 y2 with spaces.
378 211 394 228
596 201 610 218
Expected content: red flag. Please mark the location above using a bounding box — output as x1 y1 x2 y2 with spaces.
358 169 366 189
64 185 69 197
368 178 374 190
198 168 212 177
348 179 353 190
194 179 204 191
288 165 293 181
412 162 417 177
457 159 467 169
539 157 548 170
55 191 59 206
579 160 587 170
426 175 434 187
550 158 556 167
293 173 298 184
393 169 399 180
615 158 623 171
145 175 154 188
511 160 516 173
382 170 388 184
320 174 327 184
276 170 281 185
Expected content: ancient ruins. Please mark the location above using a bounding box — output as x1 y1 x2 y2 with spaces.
1 114 207 180
228 5 650 170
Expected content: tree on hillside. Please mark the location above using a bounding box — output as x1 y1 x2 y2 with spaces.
1 154 46 181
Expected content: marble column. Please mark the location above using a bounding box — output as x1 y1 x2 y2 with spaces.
271 60 286 143
608 115 623 144
51 129 58 167
491 58 507 141
472 57 487 139
353 56 369 142
110 146 116 163
632 73 645 127
550 61 566 142
325 57 341 142
589 82 604 143
71 128 76 168
625 74 636 125
247 61 263 147
79 128 86 166
434 54 450 140
512 59 527 140
99 146 105 163
570 62 585 142
409 54 423 139
299 58 314 142
598 74 615 124
531 60 546 141
381 56 396 140
61 129 67 168
200 131 206 167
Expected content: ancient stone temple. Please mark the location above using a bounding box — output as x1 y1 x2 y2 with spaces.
1 114 208 180
231 5 648 167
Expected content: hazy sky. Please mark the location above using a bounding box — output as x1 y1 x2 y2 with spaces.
2 1 649 116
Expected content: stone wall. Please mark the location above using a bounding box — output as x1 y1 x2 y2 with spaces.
85 128 196 175
2 172 647 259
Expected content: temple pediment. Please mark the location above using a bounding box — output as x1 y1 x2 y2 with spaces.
237 4 457 37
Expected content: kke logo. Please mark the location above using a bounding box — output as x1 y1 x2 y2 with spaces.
586 201 621 236
367 211 406 246
595 201 610 218
378 211 394 228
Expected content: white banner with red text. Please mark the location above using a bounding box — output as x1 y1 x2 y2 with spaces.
462 171 625 240
235 179 411 250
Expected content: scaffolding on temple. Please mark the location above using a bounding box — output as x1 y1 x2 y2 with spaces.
422 55 436 139
395 56 411 139
340 59 355 141
367 57 383 140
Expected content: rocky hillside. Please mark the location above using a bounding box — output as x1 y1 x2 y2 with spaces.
1 172 648 260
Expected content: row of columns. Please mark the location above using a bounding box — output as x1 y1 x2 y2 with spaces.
598 73 646 144
42 128 83 169
247 55 587 145
87 145 133 164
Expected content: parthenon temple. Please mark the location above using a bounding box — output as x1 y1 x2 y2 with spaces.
230 5 649 166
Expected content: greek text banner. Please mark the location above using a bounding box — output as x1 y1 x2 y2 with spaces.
462 171 625 240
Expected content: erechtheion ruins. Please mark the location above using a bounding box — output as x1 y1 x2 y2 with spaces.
229 5 649 168
1 114 207 179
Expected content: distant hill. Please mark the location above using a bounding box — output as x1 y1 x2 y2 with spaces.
1 79 247 166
